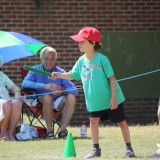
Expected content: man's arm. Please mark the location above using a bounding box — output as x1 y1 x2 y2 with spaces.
22 71 44 89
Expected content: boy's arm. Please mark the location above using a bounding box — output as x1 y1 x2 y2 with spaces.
50 72 74 80
109 75 118 110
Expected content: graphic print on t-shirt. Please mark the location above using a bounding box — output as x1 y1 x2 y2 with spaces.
82 63 102 81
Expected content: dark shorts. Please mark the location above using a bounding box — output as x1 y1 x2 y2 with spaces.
89 103 126 123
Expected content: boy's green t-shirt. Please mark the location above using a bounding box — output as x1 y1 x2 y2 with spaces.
69 52 125 112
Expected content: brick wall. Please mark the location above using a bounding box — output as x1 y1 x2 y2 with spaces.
0 0 160 126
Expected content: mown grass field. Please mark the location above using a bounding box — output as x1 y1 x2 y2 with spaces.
0 124 160 160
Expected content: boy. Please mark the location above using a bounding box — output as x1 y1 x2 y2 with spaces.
50 27 136 159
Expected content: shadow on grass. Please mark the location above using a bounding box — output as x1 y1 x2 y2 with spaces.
72 136 91 140
17 136 91 142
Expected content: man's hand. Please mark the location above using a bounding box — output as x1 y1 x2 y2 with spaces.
44 83 57 91
44 84 64 96
54 86 65 96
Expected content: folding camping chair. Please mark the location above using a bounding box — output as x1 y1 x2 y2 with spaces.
21 68 66 138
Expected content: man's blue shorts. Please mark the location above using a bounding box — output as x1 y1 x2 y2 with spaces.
89 103 126 123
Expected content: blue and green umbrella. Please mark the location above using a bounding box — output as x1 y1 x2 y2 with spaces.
0 31 46 65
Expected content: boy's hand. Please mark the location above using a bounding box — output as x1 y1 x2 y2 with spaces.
110 97 118 110
49 72 59 80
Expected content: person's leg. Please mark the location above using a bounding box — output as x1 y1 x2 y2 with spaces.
8 99 22 141
0 100 11 141
109 104 135 158
157 103 160 125
39 95 54 133
59 94 76 133
90 117 99 144
149 98 160 157
117 120 135 157
117 120 130 143
85 117 101 159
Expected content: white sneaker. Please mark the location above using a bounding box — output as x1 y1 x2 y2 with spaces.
125 149 136 158
85 148 101 159
149 143 160 158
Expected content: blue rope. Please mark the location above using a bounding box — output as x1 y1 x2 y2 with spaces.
117 68 160 82
0 87 83 100
0 68 159 100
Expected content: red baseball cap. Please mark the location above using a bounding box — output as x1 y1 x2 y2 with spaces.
70 27 102 42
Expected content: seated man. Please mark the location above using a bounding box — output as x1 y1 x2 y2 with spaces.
22 46 78 139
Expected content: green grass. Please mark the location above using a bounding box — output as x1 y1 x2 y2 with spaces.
0 125 160 160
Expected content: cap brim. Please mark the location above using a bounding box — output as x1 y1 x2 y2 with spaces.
70 35 86 42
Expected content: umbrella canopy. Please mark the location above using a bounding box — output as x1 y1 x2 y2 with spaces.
0 31 46 65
